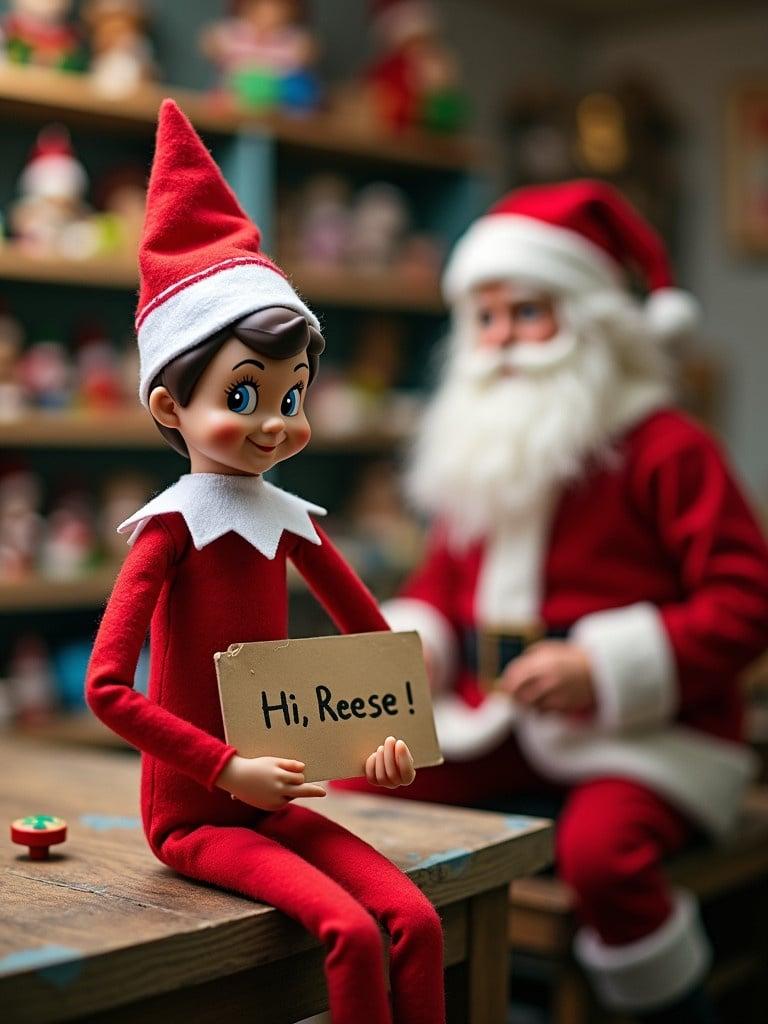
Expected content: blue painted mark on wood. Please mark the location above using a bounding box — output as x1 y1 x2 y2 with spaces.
79 814 141 831
0 945 83 986
503 815 534 832
411 847 472 874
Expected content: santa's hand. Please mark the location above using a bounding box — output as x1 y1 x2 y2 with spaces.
365 736 416 789
498 641 596 714
216 754 327 811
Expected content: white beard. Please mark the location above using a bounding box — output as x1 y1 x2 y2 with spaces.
406 296 672 545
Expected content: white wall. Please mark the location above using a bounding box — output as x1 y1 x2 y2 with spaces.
576 8 768 497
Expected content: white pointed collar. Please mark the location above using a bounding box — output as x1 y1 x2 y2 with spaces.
117 473 326 559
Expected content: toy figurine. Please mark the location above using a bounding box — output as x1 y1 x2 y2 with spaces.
9 124 99 261
8 633 57 725
365 0 466 135
0 0 83 70
81 0 155 98
200 0 320 114
85 101 445 1024
0 303 25 420
18 339 71 408
41 487 98 579
73 322 125 409
295 173 351 267
0 470 44 581
347 182 409 272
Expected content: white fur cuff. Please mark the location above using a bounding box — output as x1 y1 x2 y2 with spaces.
380 597 458 692
575 890 711 1011
572 602 677 731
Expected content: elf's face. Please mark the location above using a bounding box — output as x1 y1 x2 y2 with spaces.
150 336 311 476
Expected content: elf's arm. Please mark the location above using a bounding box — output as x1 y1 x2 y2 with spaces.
573 417 768 731
289 522 390 634
85 517 236 790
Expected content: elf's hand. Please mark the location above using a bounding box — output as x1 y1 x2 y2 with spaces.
498 640 596 715
365 736 416 789
216 754 326 811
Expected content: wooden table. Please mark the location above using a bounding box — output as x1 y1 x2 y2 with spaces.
1 738 552 1024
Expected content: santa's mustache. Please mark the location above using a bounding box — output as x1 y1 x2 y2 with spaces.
459 333 579 382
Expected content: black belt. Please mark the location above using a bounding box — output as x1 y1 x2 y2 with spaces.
464 625 569 686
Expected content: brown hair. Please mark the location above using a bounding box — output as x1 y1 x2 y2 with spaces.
149 306 325 457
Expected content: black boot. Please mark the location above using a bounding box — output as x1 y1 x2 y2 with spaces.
634 983 718 1024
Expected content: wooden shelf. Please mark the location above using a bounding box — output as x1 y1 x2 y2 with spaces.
0 247 445 315
0 410 409 451
0 65 238 135
0 565 119 612
0 409 161 448
0 64 482 171
0 246 138 289
287 264 444 313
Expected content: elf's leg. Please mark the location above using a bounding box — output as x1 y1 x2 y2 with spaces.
261 803 445 1024
557 778 715 1022
159 822 393 1024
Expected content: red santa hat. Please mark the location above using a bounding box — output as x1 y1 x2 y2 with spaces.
442 180 699 343
135 99 318 407
21 124 88 200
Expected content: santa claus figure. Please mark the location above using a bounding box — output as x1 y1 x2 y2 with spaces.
336 181 768 1022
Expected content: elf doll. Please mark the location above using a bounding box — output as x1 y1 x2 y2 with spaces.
85 100 445 1024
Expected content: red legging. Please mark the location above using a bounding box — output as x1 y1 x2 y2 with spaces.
158 803 445 1024
334 735 693 946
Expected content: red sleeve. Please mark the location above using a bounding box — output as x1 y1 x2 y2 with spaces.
85 518 236 790
400 524 462 635
289 523 390 634
632 417 768 713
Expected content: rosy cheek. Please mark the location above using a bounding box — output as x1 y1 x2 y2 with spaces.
289 422 311 452
210 419 244 446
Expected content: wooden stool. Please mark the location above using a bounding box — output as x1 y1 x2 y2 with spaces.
508 787 768 1024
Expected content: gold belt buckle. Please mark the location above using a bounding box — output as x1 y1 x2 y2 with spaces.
478 622 546 692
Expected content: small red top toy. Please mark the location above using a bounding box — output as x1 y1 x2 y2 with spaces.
11 814 67 859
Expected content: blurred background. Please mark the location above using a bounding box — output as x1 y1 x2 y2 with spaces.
2 2 768 1021
0 0 767 798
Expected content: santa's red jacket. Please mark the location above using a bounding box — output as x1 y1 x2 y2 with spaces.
385 409 768 837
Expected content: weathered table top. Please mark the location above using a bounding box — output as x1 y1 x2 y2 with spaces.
1 736 552 1023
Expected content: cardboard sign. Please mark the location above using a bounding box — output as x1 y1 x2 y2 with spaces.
214 631 443 783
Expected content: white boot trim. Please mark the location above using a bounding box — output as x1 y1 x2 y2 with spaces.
574 889 711 1012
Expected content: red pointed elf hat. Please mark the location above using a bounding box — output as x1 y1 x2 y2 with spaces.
135 99 318 406
443 180 698 342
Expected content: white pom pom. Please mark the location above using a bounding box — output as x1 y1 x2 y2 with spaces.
646 288 701 344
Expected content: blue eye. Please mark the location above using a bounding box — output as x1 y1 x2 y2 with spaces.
281 385 302 418
478 309 493 326
226 382 258 415
517 302 544 320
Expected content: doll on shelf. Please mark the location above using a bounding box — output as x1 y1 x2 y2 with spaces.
0 0 82 70
200 0 320 113
84 100 445 1024
365 0 466 135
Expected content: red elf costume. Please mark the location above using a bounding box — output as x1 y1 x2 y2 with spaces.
85 100 444 1024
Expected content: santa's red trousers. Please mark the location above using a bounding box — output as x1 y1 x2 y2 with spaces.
158 803 445 1024
334 735 693 946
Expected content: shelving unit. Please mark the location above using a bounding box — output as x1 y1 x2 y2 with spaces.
0 409 410 451
0 246 444 312
0 27 489 733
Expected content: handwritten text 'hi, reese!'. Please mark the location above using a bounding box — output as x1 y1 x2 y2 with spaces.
261 682 416 730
